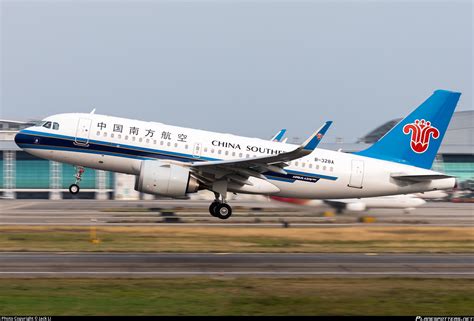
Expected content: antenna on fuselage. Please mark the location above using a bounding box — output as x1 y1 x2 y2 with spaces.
90 108 96 114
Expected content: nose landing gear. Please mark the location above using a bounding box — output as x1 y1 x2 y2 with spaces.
69 166 85 195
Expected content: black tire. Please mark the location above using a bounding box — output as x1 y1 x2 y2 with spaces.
215 203 232 220
209 201 220 217
69 184 80 195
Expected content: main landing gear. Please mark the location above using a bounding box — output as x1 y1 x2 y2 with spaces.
69 166 85 195
209 192 232 220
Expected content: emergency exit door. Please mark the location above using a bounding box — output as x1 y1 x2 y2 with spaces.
348 159 364 189
75 118 92 146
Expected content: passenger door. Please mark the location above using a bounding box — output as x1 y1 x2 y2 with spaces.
75 118 92 146
192 143 202 159
348 159 364 189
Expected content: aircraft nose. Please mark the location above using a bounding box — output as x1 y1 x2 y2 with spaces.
416 198 427 206
14 129 33 148
14 130 23 147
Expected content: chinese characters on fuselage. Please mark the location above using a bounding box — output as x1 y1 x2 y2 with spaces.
96 122 187 142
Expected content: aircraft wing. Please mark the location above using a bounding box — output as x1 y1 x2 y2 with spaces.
270 129 286 142
190 121 332 184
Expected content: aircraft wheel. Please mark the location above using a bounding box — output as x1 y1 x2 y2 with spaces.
69 184 80 195
209 201 220 217
215 203 232 220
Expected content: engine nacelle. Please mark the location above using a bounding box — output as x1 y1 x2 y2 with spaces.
134 160 200 197
346 202 367 212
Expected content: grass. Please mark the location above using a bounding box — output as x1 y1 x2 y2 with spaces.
0 226 473 253
0 278 472 315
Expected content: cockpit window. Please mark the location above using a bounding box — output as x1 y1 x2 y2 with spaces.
42 121 52 129
33 121 47 127
52 122 59 130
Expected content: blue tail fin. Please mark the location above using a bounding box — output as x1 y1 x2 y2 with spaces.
355 90 461 169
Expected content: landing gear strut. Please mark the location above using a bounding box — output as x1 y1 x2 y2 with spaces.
209 192 232 220
69 166 85 195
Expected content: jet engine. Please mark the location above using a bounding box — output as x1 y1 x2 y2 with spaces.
134 160 200 197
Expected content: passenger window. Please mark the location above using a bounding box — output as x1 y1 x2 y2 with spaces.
295 162 299 167
302 163 305 168
42 121 52 129
218 150 222 155
153 140 157 144
52 122 59 130
174 143 178 148
239 153 243 157
232 152 235 157
185 145 188 149
225 151 229 156
309 164 313 169
323 166 327 171
125 135 129 140
146 139 149 143
139 138 143 143
167 142 171 147
111 133 114 138
103 132 107 137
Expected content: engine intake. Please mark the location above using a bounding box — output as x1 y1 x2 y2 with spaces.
134 160 200 197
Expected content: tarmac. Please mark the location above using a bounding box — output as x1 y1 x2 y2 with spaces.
1 199 472 279
1 199 473 226
0 252 472 278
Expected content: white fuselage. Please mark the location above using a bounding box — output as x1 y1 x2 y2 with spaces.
15 113 455 199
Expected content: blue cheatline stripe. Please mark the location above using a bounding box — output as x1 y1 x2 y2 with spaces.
266 176 296 183
16 130 338 182
285 169 338 181
18 143 151 160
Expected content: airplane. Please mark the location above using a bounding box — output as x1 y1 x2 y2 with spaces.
270 194 426 213
14 89 460 220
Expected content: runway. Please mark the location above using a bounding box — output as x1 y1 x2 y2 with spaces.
1 199 473 226
0 252 472 278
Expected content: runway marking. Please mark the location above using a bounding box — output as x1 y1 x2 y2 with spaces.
0 223 472 227
0 271 472 276
0 202 40 211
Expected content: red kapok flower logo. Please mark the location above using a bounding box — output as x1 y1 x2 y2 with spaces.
403 119 440 153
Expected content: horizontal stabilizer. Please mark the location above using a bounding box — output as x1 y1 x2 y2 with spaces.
391 173 453 182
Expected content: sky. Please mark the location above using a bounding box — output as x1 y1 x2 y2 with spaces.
1 0 472 143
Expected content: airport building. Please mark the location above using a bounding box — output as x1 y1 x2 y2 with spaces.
1 111 473 199
0 120 115 199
